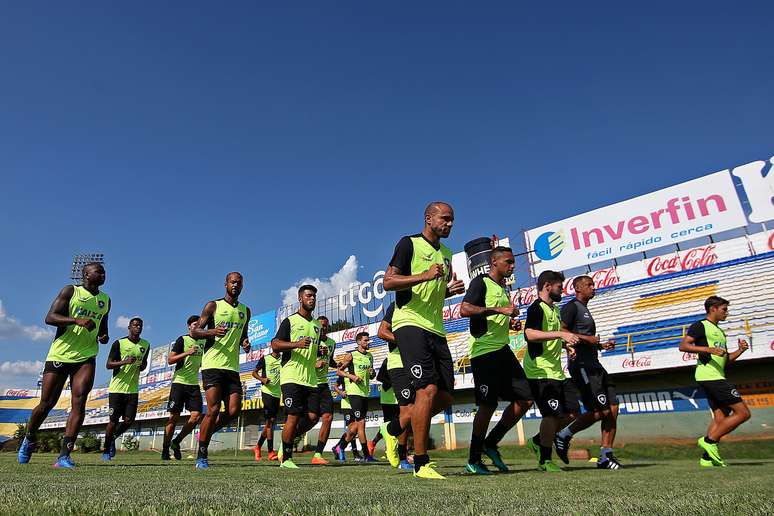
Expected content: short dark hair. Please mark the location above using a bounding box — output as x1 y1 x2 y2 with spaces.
298 284 317 296
129 317 143 325
83 262 104 273
355 332 369 342
187 315 199 325
490 246 513 262
424 201 451 218
317 315 329 322
704 296 729 313
572 275 592 290
537 270 565 291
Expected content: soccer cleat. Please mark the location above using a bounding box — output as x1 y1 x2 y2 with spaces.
170 440 182 460
597 453 622 470
538 460 562 472
354 454 363 463
380 422 400 468
195 458 209 469
398 460 413 470
553 434 572 465
161 450 171 461
17 437 34 464
267 451 279 461
699 458 716 468
483 445 509 472
254 445 262 462
414 462 446 479
280 459 299 469
527 436 541 462
277 445 284 463
332 444 346 463
311 453 330 465
367 440 376 457
108 440 117 459
102 452 112 462
465 462 493 475
53 456 76 469
698 437 724 466
364 455 377 463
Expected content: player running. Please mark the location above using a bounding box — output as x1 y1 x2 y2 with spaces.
460 246 532 475
383 201 465 479
191 272 251 470
271 284 322 469
162 315 205 461
252 348 282 461
368 357 400 460
102 317 150 461
553 275 621 469
334 374 363 462
679 296 751 467
18 263 110 468
309 315 338 465
523 270 580 472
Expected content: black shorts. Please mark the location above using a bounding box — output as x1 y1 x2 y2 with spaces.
394 326 454 392
43 357 96 379
261 392 280 419
699 380 743 409
388 365 416 406
201 369 242 395
381 403 399 422
528 379 580 417
281 383 313 415
343 408 354 427
568 366 618 412
308 383 334 416
471 346 533 406
108 393 139 423
167 383 203 414
348 395 368 421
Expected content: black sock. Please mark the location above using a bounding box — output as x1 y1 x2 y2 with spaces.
257 435 266 447
267 438 274 452
26 431 37 443
59 436 75 458
704 436 718 444
282 441 293 460
171 434 180 446
372 432 383 445
532 432 541 445
350 439 359 452
336 434 348 449
484 421 509 449
316 441 325 454
386 418 403 436
702 452 711 460
414 453 429 472
103 437 113 454
197 443 208 460
398 444 407 461
469 434 485 464
539 445 552 464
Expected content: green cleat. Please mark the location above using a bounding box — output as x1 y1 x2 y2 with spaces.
538 460 562 472
279 458 299 469
380 422 399 468
697 437 724 466
527 436 541 462
483 445 509 472
699 458 717 468
465 462 493 475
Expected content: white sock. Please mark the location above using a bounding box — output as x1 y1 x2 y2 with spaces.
558 426 573 439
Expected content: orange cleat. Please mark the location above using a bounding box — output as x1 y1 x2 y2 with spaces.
367 440 376 457
311 453 330 465
267 451 279 461
254 446 262 461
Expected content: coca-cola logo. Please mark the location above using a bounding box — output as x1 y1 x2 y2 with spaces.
514 287 537 306
443 303 462 321
342 324 369 342
563 267 619 295
621 356 652 369
5 389 30 397
768 232 774 252
646 245 718 277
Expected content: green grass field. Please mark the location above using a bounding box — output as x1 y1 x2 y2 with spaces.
2 442 773 515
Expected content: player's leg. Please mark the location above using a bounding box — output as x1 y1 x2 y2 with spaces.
20 369 68 463
59 361 95 461
598 378 621 468
162 413 180 459
710 401 751 441
699 381 750 465
196 383 224 466
279 384 308 468
112 394 139 444
312 387 333 464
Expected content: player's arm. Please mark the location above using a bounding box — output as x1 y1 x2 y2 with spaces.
335 377 347 398
270 318 310 352
97 299 110 344
679 323 724 356
376 359 392 390
524 304 579 345
140 343 150 370
240 307 252 352
252 357 268 382
559 302 597 347
377 303 395 342
190 301 225 340
44 285 92 329
728 339 749 362
445 263 465 298
383 237 440 291
168 337 190 365
105 340 129 370
459 276 515 318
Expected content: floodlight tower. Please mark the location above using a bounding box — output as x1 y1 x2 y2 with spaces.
70 253 105 285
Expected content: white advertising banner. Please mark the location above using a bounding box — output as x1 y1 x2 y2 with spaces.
526 171 748 274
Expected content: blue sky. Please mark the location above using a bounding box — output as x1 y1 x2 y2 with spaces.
1 2 773 388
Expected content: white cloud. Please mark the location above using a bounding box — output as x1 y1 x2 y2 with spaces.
0 300 53 342
115 315 131 328
280 255 359 307
0 360 44 375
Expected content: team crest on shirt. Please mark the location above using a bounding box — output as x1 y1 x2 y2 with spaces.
169 401 175 409
410 365 423 379
731 389 740 398
354 411 361 418
597 394 607 405
480 385 489 397
285 398 293 407
401 389 411 400
239 312 245 319
314 327 320 335
548 399 559 411
53 362 61 368
109 407 114 415
98 300 105 309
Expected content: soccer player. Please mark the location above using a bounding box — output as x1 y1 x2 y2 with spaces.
378 302 413 470
271 284 322 469
383 201 465 479
368 357 399 458
190 272 252 470
102 317 150 461
252 348 282 461
332 332 376 462
553 275 621 469
308 315 338 465
460 246 532 475
18 263 110 468
334 375 363 462
679 296 751 467
523 270 580 472
162 315 205 460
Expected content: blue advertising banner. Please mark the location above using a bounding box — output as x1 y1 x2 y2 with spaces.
248 310 276 350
